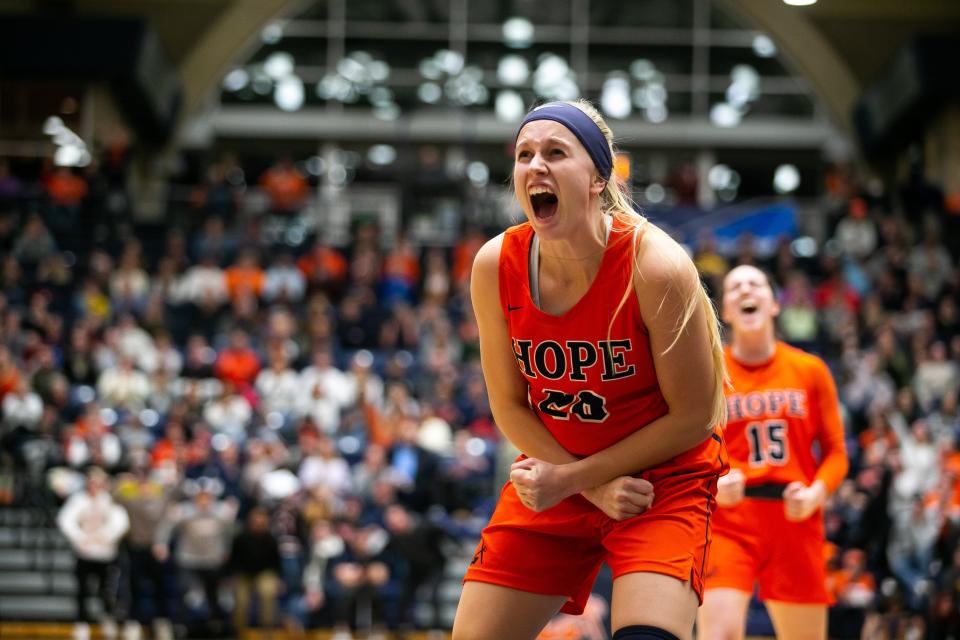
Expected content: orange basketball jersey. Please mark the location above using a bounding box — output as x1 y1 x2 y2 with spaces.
722 341 847 492
498 219 724 460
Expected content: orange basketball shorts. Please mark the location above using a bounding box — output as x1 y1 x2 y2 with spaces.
704 496 829 604
463 447 723 615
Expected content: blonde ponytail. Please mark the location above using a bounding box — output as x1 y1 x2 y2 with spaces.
567 99 728 429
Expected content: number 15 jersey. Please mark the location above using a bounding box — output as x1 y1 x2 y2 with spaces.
722 341 847 491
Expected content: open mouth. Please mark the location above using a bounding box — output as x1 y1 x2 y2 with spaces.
530 191 559 220
740 303 758 316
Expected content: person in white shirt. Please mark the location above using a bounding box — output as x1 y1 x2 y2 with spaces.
297 348 351 434
1 377 43 468
96 355 151 412
57 468 130 640
298 432 352 497
254 341 300 420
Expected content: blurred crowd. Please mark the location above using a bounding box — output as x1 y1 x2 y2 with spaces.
1 150 959 640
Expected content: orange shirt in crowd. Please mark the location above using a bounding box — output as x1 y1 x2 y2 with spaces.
0 367 18 402
452 234 484 287
214 349 261 388
297 245 348 284
45 168 88 207
224 265 265 300
259 165 309 212
382 247 420 284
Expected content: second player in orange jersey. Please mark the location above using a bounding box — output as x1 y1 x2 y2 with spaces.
699 265 848 640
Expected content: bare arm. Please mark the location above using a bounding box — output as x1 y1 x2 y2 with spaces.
476 229 719 508
473 235 653 519
471 234 581 466
549 228 720 494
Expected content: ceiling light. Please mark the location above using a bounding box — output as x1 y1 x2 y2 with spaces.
368 145 397 166
630 59 656 81
783 0 816 5
502 17 534 48
222 68 249 92
752 34 777 58
274 75 304 111
645 183 665 204
710 103 742 127
497 55 530 86
260 23 283 44
417 82 442 104
264 52 294 80
600 75 632 119
773 164 801 193
495 90 525 122
645 104 668 123
467 161 490 187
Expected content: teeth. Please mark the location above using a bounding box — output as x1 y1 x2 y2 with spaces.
528 186 554 196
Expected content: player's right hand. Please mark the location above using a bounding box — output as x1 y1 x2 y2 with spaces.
582 476 654 521
716 468 745 507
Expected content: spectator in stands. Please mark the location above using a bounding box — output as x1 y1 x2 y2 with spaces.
1 377 42 466
229 505 282 634
778 270 819 348
57 467 130 640
327 521 391 640
114 466 175 640
153 481 238 636
64 403 123 470
387 417 440 513
833 197 878 260
295 518 344 630
344 350 384 411
43 166 87 231
263 250 306 304
178 251 228 309
96 354 151 412
224 248 265 303
826 547 877 638
12 213 57 272
254 340 300 424
203 380 252 443
259 156 309 217
914 341 960 414
299 431 352 497
908 224 954 302
888 494 943 611
109 242 150 314
214 328 260 392
297 239 348 299
380 235 420 307
382 502 449 636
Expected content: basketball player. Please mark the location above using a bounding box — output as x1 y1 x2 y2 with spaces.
452 100 729 640
698 265 848 640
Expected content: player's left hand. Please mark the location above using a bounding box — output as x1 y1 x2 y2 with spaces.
783 480 826 522
510 457 575 512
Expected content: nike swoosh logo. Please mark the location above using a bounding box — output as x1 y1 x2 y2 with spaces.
507 304 522 312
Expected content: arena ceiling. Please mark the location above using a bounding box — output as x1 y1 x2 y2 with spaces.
1 0 959 149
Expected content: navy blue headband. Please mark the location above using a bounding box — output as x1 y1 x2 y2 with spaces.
516 102 613 181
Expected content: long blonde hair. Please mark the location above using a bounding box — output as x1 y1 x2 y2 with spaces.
566 99 728 429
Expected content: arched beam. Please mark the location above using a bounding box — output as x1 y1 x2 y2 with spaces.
726 0 860 132
177 0 309 131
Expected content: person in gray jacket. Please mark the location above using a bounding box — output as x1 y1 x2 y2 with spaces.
153 479 238 635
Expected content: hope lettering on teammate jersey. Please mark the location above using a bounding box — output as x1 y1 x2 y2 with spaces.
510 338 636 382
725 389 808 421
